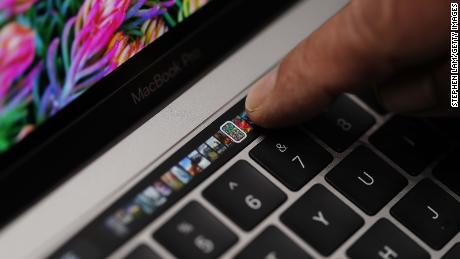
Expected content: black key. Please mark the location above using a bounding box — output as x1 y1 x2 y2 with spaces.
370 116 447 176
326 146 407 215
305 95 375 152
354 88 388 115
429 117 460 140
443 243 460 259
347 219 430 259
281 185 364 256
235 226 312 259
123 245 161 259
391 179 460 250
154 202 237 258
203 161 286 231
434 149 460 197
250 130 332 191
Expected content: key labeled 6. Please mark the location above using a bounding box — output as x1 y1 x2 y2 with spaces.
245 195 262 210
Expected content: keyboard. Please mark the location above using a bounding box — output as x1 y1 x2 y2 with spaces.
50 91 460 259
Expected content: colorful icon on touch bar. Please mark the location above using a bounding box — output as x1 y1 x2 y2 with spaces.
220 121 247 143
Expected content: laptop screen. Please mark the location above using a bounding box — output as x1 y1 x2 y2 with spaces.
0 0 210 155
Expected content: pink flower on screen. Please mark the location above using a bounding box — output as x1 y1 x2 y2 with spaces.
187 0 209 14
108 31 145 68
107 18 168 68
58 0 131 104
141 18 168 46
0 0 37 17
0 22 35 102
75 0 131 47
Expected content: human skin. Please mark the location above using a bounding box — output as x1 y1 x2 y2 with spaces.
245 0 455 128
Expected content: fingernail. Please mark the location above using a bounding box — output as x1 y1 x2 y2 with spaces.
246 67 278 113
378 75 437 113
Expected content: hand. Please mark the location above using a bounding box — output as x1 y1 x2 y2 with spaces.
245 0 454 128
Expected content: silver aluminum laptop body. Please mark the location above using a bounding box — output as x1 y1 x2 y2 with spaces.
1 1 459 258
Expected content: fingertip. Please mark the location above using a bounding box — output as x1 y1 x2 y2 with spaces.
245 100 311 129
245 68 281 127
245 103 282 129
245 68 278 113
244 103 273 128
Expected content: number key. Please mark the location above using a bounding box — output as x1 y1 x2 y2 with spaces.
305 95 375 152
250 130 332 191
203 161 286 231
154 202 237 258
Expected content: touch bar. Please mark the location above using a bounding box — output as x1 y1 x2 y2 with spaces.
48 99 258 259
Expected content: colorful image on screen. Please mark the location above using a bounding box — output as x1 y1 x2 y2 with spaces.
0 0 210 154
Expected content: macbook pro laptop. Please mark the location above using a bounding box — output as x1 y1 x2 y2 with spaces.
0 0 459 258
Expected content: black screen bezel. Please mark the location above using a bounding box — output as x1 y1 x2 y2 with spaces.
0 0 298 226
0 0 234 175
